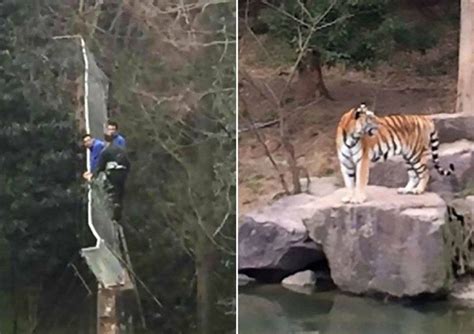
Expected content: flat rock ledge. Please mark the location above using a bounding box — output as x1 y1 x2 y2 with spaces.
304 186 453 297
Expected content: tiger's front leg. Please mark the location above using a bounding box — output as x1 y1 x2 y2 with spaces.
341 165 356 203
338 152 356 203
351 153 370 204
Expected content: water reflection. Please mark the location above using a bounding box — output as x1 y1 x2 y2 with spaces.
239 284 474 334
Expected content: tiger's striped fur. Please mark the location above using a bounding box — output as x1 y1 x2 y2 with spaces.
336 103 454 204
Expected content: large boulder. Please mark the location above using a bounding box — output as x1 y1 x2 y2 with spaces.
369 140 474 194
432 113 474 144
304 186 453 297
239 193 326 282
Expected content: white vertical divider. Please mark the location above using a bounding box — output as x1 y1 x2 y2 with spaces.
79 36 102 248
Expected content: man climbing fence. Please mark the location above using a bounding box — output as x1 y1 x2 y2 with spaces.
82 133 105 172
106 120 126 148
83 133 131 222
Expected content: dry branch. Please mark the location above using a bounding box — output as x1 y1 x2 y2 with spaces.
240 0 339 194
239 91 291 195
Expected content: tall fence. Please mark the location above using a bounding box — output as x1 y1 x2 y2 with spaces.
52 35 130 288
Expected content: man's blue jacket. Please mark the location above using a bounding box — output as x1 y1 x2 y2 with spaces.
113 134 126 148
90 138 105 171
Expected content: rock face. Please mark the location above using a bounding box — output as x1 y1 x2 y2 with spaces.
432 113 474 144
238 193 326 282
446 196 474 275
304 186 453 297
451 276 474 308
281 270 316 287
369 140 474 194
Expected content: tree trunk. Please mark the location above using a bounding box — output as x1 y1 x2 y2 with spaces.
196 226 216 334
194 116 218 334
295 49 333 103
97 285 119 334
11 247 18 334
456 0 474 114
27 288 39 333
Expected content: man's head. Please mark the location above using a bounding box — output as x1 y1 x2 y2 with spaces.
106 120 119 137
104 133 114 144
82 134 94 148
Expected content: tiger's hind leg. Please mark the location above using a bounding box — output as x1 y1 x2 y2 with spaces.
397 169 419 194
411 154 430 194
398 151 429 194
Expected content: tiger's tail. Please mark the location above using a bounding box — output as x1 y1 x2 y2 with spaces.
429 130 455 176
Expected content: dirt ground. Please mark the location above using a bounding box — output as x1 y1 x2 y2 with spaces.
238 31 459 214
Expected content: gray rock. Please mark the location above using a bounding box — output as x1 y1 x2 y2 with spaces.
459 151 474 190
304 186 453 297
451 276 474 304
448 196 474 220
446 196 474 275
238 274 256 286
450 275 474 309
281 270 316 287
432 113 474 144
281 284 315 295
238 193 325 281
369 140 474 194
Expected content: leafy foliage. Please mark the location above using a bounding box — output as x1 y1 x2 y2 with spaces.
0 1 83 288
260 0 440 67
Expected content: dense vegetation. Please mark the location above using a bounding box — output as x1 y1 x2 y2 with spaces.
0 1 235 333
242 0 459 67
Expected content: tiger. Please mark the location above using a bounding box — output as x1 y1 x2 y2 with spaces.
336 103 454 204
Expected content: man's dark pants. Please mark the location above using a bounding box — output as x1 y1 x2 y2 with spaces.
105 170 128 221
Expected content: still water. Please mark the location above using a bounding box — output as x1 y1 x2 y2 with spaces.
239 284 474 334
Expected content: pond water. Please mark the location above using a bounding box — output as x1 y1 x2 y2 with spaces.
239 284 474 334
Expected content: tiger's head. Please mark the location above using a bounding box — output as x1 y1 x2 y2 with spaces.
351 103 378 138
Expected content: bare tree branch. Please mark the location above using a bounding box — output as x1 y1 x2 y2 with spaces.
240 0 342 194
262 0 311 28
239 91 291 195
137 102 234 255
